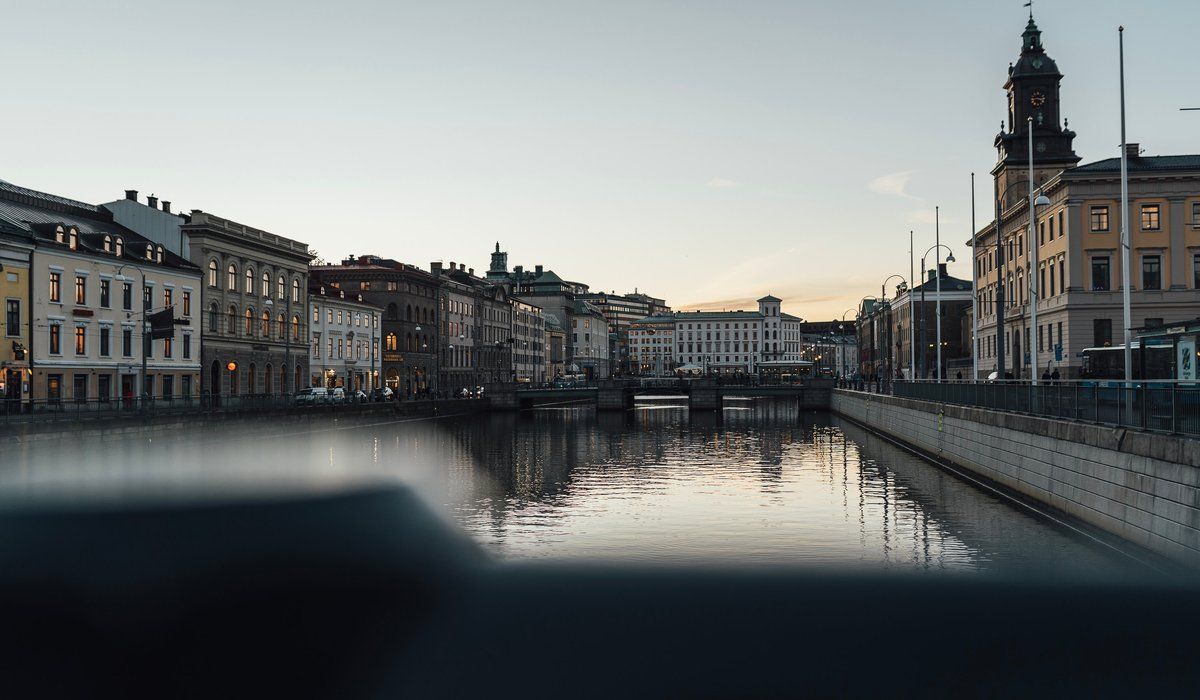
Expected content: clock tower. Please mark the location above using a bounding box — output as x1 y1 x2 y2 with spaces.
992 15 1079 204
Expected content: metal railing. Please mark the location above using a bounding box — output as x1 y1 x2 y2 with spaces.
892 380 1200 437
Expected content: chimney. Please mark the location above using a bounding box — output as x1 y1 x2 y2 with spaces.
468 267 474 276
938 262 947 277
449 261 455 271
515 265 523 277
927 269 936 283
161 201 171 214
1125 143 1140 158
459 263 465 271
147 195 158 210
124 189 138 201
431 262 443 276
535 265 543 275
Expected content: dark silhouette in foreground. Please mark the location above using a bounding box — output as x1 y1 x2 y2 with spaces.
0 486 1194 698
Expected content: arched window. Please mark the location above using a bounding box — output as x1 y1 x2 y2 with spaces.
265 364 273 394
244 308 254 335
114 237 124 257
55 226 64 243
145 244 154 260
227 264 237 291
208 302 219 332
386 333 398 351
386 303 398 320
248 363 257 394
405 333 413 351
295 364 304 394
103 235 112 252
261 311 270 336
277 314 285 338
261 271 270 297
245 268 254 294
227 305 238 335
406 305 412 321
156 246 164 263
277 275 285 300
208 260 219 287
291 315 301 341
291 278 300 303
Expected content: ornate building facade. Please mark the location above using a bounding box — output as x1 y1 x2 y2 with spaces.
972 16 1200 379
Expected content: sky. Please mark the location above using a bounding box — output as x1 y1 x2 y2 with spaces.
3 1 1196 320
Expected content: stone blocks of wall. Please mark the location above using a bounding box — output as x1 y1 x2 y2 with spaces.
832 390 1200 567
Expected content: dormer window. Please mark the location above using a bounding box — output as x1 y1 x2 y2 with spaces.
68 229 78 250
156 246 164 263
114 237 124 257
55 226 65 244
145 244 153 260
103 235 112 252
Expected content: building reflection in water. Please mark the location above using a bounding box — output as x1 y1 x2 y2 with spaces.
0 400 1139 578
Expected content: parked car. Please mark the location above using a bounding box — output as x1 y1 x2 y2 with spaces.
353 390 368 403
369 387 393 402
295 387 331 405
330 388 347 404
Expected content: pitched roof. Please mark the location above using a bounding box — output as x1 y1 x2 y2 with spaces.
757 295 782 302
1069 154 1200 174
0 179 198 271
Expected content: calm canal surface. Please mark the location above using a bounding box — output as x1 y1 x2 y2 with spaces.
3 400 1147 577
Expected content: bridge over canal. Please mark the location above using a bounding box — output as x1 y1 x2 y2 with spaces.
487 378 834 411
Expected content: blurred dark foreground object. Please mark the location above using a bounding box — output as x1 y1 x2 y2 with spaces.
0 486 1196 699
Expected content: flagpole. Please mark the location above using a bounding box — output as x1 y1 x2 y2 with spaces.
1119 26 1133 392
971 172 978 381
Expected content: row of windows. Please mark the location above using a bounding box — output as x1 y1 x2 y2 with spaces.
47 324 191 360
312 305 379 329
52 227 165 264
382 332 432 353
311 335 375 361
47 272 190 314
1088 203 1200 232
206 303 302 340
43 373 193 404
207 260 301 302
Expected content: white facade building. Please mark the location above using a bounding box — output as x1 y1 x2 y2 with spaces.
661 295 811 375
308 286 382 391
628 314 676 375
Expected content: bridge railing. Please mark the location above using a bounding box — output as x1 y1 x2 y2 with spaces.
891 380 1200 437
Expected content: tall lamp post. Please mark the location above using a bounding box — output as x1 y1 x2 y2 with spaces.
839 308 857 379
114 265 149 406
880 274 907 381
919 244 956 380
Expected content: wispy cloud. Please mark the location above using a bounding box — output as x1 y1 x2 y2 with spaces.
868 170 919 200
706 177 739 189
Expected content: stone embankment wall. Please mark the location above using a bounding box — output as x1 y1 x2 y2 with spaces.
5 399 487 445
833 389 1200 567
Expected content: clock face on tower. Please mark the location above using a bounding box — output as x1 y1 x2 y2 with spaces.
1030 90 1046 107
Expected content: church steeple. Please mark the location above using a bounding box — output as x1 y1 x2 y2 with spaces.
489 241 508 274
992 14 1079 195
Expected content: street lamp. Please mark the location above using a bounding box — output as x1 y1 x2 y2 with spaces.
920 244 956 380
114 265 149 405
879 275 907 381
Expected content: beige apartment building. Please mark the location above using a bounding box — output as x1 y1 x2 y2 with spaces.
0 181 203 404
971 17 1200 379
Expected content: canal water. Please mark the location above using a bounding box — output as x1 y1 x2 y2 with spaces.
2 400 1148 578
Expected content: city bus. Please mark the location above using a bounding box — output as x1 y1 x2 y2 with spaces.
1080 343 1173 381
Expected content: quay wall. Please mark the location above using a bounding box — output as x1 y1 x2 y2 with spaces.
4 399 487 445
832 389 1200 567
